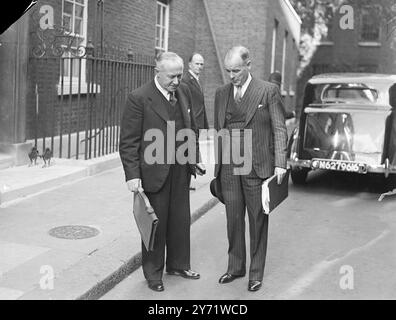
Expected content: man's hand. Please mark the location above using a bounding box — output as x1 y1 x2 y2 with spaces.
195 163 206 176
126 178 142 193
274 167 287 185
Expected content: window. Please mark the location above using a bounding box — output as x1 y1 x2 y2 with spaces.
360 6 381 43
59 0 88 94
321 84 378 103
281 31 288 94
270 20 278 73
289 40 297 96
155 1 169 56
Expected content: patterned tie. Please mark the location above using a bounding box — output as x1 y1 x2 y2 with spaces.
169 91 177 106
234 85 242 103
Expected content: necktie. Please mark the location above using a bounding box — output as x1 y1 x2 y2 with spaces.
234 85 242 103
196 78 202 92
169 92 177 106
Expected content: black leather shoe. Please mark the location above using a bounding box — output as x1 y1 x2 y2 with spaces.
248 280 262 292
167 269 200 280
218 273 244 284
147 280 164 292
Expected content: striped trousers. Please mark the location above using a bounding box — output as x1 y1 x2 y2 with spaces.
220 164 268 281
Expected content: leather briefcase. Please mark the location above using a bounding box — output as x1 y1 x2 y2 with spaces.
133 188 159 251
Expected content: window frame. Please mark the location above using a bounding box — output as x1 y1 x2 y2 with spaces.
155 1 170 56
270 19 279 73
281 30 288 95
359 5 382 45
58 0 89 95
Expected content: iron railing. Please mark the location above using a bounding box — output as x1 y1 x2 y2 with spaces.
28 47 155 160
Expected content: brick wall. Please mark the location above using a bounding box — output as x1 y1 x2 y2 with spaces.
202 0 299 117
194 0 224 127
168 0 196 64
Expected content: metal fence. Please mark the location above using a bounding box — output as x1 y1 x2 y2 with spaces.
29 48 155 160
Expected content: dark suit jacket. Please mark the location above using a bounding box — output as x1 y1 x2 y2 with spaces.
214 78 287 179
182 72 209 130
119 80 199 193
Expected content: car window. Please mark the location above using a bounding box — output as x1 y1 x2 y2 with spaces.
310 83 379 104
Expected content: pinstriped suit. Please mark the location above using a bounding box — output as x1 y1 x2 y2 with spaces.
214 77 287 281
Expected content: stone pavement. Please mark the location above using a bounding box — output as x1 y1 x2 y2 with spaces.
0 140 217 300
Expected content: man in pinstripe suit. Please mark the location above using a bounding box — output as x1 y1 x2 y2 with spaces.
214 46 288 292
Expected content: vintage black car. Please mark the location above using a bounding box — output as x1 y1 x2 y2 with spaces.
287 73 396 189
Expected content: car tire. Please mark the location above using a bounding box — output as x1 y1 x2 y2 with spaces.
291 167 309 185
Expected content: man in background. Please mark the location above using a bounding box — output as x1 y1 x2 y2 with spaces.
182 53 209 190
182 53 209 132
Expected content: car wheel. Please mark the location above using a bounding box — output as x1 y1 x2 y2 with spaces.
291 167 309 185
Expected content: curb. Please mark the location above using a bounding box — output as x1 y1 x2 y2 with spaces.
77 197 220 300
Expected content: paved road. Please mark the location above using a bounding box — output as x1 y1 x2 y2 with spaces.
102 170 396 300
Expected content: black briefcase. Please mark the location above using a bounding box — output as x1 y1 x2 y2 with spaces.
262 169 290 214
133 189 159 251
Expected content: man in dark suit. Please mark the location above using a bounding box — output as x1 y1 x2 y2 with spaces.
214 46 288 292
182 53 209 131
182 53 209 190
119 52 203 292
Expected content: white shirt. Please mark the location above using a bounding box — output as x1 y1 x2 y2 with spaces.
154 75 171 101
189 70 200 82
234 73 252 99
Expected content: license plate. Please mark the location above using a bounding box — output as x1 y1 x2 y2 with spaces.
311 159 368 174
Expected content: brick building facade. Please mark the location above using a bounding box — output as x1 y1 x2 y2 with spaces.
0 0 301 164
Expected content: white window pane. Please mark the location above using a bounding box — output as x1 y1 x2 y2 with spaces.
63 15 72 32
75 4 84 18
74 18 83 35
64 2 73 15
161 28 166 46
75 0 84 4
161 7 166 27
156 27 161 42
157 5 161 25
